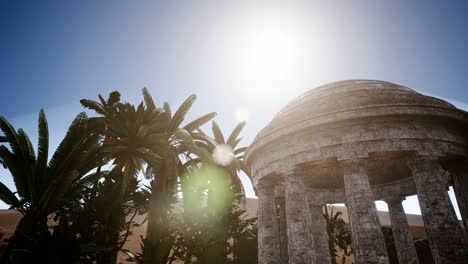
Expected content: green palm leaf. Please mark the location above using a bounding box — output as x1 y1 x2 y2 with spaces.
163 102 172 118
0 181 20 208
226 121 246 147
80 99 106 115
211 121 225 144
36 109 49 173
0 145 28 197
183 112 217 132
107 91 121 106
191 132 218 150
169 94 197 132
142 87 157 111
17 128 35 161
0 115 27 161
231 137 243 149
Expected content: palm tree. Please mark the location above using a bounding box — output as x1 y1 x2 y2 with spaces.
208 120 249 198
81 89 217 264
141 89 217 264
81 91 170 263
196 121 249 263
0 110 103 263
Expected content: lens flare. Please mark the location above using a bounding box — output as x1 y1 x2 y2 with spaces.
212 144 235 166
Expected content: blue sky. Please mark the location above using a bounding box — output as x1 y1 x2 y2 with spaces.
0 0 467 216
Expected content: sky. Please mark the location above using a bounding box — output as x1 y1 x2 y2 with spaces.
0 0 467 216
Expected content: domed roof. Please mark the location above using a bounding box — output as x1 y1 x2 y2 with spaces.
247 80 464 158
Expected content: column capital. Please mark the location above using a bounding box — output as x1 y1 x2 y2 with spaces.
384 196 406 206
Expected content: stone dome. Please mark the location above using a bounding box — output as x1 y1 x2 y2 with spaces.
246 80 468 189
249 80 468 264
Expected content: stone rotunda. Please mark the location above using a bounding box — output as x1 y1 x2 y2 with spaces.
245 80 468 264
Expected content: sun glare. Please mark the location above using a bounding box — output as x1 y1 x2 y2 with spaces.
235 107 249 122
230 25 303 96
240 30 296 81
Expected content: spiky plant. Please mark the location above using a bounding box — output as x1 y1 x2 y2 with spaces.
0 110 103 263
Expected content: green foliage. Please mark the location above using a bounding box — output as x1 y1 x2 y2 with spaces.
0 88 256 264
0 110 103 263
324 206 353 264
51 172 147 263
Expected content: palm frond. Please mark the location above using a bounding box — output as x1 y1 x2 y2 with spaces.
39 170 81 212
107 91 121 106
48 112 93 179
0 115 24 159
211 121 225 144
169 94 197 132
142 87 157 111
0 181 20 208
0 146 28 198
36 109 49 173
183 112 217 132
227 121 246 147
163 102 172 118
17 128 35 161
191 132 218 150
98 94 107 107
80 99 106 115
233 147 247 156
231 137 243 149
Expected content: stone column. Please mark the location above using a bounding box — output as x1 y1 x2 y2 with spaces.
307 200 332 264
386 197 419 264
408 156 468 264
448 162 468 234
343 159 389 264
276 197 289 264
285 173 314 264
257 182 281 264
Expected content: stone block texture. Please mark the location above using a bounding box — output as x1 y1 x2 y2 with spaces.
285 174 314 264
387 199 419 264
344 160 389 264
408 157 468 264
307 203 332 264
257 185 281 264
450 163 468 234
276 198 289 264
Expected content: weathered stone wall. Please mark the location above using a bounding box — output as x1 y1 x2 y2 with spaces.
307 202 332 264
386 198 419 264
285 174 314 264
408 157 468 264
257 184 281 264
343 160 389 264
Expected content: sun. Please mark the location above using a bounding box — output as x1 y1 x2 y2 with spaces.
249 31 295 77
235 107 249 122
232 26 301 93
239 30 297 81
